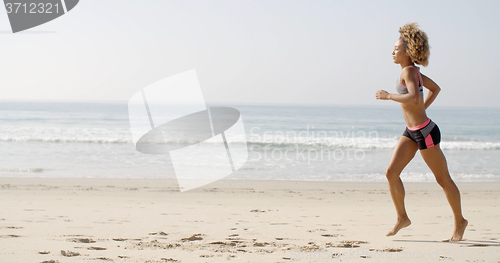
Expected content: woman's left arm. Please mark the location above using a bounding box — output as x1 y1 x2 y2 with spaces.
421 74 441 109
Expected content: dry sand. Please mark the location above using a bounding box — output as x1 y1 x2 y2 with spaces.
0 178 498 262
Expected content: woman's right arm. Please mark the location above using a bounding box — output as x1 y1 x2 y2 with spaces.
422 74 441 109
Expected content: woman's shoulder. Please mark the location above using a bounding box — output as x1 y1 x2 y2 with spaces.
402 65 420 71
401 65 420 77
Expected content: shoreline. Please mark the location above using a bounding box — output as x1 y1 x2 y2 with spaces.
1 176 499 185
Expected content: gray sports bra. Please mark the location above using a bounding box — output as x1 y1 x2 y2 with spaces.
396 65 424 96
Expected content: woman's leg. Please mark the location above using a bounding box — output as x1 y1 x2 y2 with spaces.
386 136 419 236
420 144 467 242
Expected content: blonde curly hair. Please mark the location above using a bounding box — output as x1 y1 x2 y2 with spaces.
399 23 430 67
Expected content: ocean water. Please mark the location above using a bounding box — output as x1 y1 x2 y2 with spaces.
1 101 500 182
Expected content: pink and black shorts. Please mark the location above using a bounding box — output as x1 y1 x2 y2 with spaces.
402 118 441 150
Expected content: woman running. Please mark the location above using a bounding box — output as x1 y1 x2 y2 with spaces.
375 23 468 242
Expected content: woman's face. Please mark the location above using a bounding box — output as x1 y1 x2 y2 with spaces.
392 39 409 64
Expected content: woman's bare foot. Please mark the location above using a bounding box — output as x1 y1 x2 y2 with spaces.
450 219 468 242
386 217 411 236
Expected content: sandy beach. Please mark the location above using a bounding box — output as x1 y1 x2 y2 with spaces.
0 178 498 262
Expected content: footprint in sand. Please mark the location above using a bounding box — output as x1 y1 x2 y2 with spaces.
253 242 270 247
161 258 179 262
181 234 203 241
328 240 369 248
60 250 80 257
93 257 112 261
149 231 168 236
67 238 96 243
88 246 107 250
376 247 403 252
321 234 341 237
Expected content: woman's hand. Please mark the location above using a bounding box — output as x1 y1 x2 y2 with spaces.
376 90 390 100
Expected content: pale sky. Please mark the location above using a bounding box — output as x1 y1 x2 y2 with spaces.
1 0 499 107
